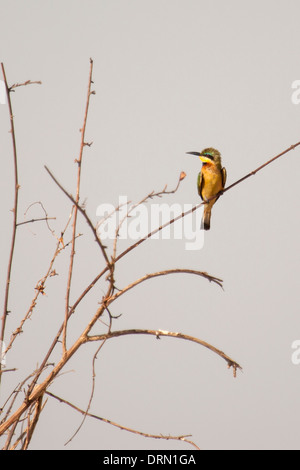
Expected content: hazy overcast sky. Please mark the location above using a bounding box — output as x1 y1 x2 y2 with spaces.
1 0 300 450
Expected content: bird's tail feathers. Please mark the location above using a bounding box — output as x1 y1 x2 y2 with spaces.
201 206 211 231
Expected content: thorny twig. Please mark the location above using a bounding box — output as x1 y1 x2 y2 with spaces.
112 171 186 262
63 58 95 354
0 63 20 376
46 391 201 450
0 64 42 387
4 208 76 358
9 80 42 91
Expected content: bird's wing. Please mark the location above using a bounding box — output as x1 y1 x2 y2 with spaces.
221 167 227 187
197 171 204 199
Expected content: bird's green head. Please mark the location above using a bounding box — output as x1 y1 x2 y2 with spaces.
186 147 222 169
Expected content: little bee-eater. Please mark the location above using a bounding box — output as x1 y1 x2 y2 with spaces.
187 148 227 230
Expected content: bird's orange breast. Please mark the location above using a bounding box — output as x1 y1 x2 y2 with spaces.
201 165 224 201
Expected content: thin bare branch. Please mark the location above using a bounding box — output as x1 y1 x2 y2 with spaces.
63 58 95 354
9 80 42 91
44 165 111 268
112 171 186 262
221 141 300 196
0 63 19 384
46 391 200 450
87 328 241 376
150 170 187 198
107 269 223 308
0 368 17 375
4 208 76 367
21 201 56 235
16 217 56 227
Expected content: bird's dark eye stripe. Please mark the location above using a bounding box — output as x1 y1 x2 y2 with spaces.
203 153 214 160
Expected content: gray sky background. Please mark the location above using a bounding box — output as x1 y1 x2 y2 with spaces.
1 0 300 450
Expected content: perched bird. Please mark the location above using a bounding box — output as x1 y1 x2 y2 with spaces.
187 148 227 230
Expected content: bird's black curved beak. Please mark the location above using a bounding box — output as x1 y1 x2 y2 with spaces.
186 151 201 156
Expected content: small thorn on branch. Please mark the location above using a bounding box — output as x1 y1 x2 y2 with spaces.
12 327 23 337
58 235 65 248
35 282 46 295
